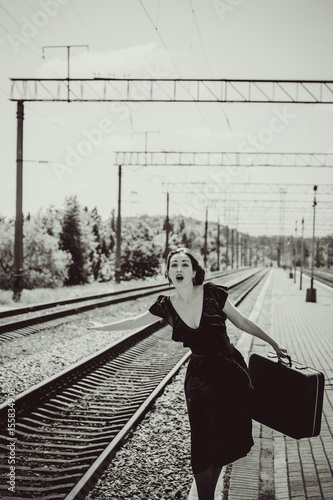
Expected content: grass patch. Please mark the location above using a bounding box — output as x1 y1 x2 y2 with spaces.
0 275 165 308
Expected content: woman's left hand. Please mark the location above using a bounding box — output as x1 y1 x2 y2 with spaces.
274 343 289 359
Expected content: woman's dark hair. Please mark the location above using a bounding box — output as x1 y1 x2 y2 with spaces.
165 247 205 286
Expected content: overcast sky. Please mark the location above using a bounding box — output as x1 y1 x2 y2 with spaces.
0 0 332 237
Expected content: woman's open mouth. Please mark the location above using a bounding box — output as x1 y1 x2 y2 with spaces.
176 275 184 282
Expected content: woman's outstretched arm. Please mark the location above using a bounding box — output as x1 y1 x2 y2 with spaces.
87 310 160 332
223 298 288 357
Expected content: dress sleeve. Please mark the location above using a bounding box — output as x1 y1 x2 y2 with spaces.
149 295 170 324
209 282 228 311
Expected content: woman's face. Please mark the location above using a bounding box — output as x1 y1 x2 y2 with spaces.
168 253 195 287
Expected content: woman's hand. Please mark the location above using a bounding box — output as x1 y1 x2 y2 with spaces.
273 343 289 359
87 321 104 331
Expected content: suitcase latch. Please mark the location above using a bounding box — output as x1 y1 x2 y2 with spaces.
267 352 292 367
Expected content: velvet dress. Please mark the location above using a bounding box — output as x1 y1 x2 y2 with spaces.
149 281 254 474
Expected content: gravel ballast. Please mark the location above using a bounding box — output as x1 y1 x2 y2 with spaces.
87 365 193 500
0 294 159 403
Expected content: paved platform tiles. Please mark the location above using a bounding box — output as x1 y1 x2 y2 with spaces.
188 268 333 499
229 268 333 500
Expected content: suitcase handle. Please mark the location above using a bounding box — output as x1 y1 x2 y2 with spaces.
268 352 292 367
267 352 311 370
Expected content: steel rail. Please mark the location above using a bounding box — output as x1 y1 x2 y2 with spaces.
0 266 249 318
0 268 257 342
0 281 170 319
0 267 248 320
301 269 333 288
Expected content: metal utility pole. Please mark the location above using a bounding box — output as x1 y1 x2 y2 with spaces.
294 220 298 283
225 226 229 269
306 186 317 302
279 188 287 268
204 208 208 267
13 101 24 301
165 192 170 259
42 45 89 101
249 237 252 266
231 229 234 269
261 241 265 267
115 166 122 283
300 218 304 290
241 235 244 266
132 131 160 165
217 216 220 271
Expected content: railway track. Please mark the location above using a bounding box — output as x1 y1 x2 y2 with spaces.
0 281 174 321
0 268 251 322
0 268 257 342
0 268 269 500
301 268 333 288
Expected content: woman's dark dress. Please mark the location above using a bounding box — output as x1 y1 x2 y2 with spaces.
149 281 253 474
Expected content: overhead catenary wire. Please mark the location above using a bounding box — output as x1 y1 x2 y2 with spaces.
0 5 41 58
137 0 230 154
188 0 237 150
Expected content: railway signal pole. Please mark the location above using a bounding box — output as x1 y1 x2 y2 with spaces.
300 218 304 290
306 186 317 302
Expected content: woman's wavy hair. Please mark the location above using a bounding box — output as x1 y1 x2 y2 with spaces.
165 247 205 286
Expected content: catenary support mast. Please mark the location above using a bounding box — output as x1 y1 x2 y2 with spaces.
13 101 24 301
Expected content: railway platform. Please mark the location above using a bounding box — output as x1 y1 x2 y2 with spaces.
188 267 333 500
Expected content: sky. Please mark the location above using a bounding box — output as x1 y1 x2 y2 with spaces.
0 0 332 237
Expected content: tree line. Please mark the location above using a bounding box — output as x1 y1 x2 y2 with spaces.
0 196 331 290
0 196 166 290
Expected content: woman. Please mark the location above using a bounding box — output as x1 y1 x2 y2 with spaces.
88 247 288 500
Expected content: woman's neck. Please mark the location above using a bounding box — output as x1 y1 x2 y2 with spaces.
176 284 197 304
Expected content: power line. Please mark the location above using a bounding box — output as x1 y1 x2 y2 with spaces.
138 0 181 77
0 5 41 57
188 0 236 149
189 0 211 77
137 0 228 152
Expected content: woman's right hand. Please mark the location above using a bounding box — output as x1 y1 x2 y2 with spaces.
87 321 104 331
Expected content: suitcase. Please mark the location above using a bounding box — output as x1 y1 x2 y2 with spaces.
248 353 324 439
